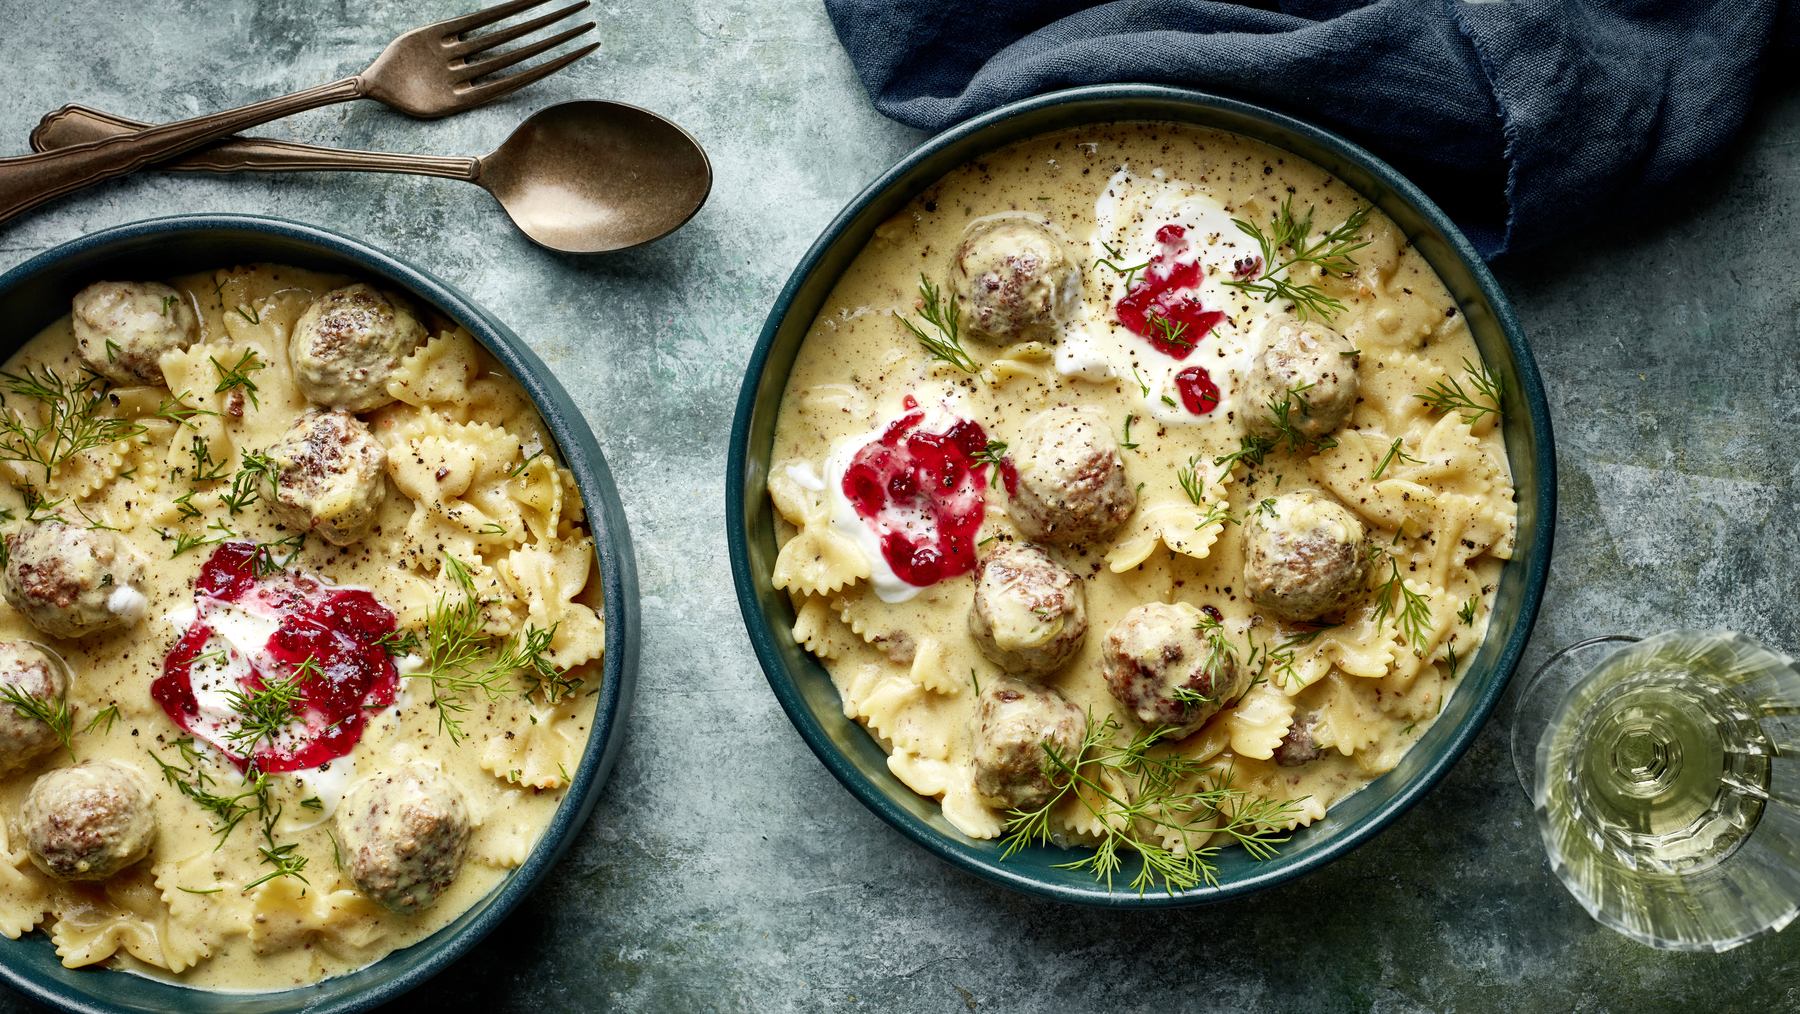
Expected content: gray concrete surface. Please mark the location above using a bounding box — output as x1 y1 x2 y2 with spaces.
3 1 1800 1011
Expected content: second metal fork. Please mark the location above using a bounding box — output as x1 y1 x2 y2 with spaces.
0 0 598 227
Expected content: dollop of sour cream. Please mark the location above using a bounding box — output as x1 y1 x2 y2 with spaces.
1057 166 1267 428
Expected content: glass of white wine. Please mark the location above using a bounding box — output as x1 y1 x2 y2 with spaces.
1510 629 1800 952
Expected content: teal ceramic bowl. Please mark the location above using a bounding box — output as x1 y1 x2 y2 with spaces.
0 215 639 1010
728 84 1554 906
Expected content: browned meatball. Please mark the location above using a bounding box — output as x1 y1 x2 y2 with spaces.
0 642 70 773
2 521 147 639
1274 714 1326 767
337 762 472 912
265 411 388 547
950 215 1082 342
1244 491 1369 621
1010 407 1134 546
1244 315 1359 445
71 280 198 386
971 676 1087 810
1102 602 1248 738
20 760 157 881
968 543 1086 677
289 283 426 412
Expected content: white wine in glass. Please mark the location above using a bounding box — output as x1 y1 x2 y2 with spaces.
1526 629 1800 951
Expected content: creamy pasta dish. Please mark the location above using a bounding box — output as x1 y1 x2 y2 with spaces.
766 123 1514 890
0 264 603 987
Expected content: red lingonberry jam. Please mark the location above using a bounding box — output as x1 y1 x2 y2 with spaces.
1174 366 1221 415
1115 224 1226 359
153 542 402 773
841 409 1001 588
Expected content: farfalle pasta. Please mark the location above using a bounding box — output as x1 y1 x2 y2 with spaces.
764 122 1514 885
0 264 604 987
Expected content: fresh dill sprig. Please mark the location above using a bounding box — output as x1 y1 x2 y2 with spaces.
223 450 276 515
211 349 266 411
245 837 308 891
1146 313 1192 351
251 532 307 576
153 392 220 430
1444 642 1461 679
83 703 121 735
1457 595 1478 626
232 304 261 327
1371 436 1424 480
1251 497 1280 521
506 448 546 479
1094 241 1151 291
1176 454 1206 506
0 366 149 482
168 519 235 558
899 275 979 374
1418 358 1504 424
412 555 570 740
0 681 74 762
1242 622 1336 691
1131 366 1151 399
1213 433 1277 482
150 738 256 845
1120 414 1139 450
221 665 307 759
1221 197 1373 322
377 628 423 659
1261 382 1338 455
1192 612 1238 678
971 439 1009 486
1369 547 1434 657
999 712 1303 894
182 433 230 483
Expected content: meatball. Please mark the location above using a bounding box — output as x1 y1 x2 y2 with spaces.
0 642 70 773
337 762 473 912
969 543 1086 677
1243 315 1359 444
266 411 388 546
289 283 426 412
20 760 156 881
950 215 1081 342
1009 407 1135 546
70 280 199 386
3 521 147 639
1102 602 1248 738
1274 714 1326 767
971 676 1087 810
1244 491 1369 621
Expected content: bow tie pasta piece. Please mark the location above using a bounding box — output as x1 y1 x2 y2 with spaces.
153 851 255 973
480 694 586 790
497 540 604 671
246 876 389 963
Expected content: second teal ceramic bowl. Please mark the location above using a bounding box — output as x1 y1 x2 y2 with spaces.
0 215 639 1011
728 84 1555 907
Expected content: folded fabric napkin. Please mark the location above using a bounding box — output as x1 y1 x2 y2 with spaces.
824 0 1798 258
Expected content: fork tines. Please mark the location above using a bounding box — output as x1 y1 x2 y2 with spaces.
440 0 598 100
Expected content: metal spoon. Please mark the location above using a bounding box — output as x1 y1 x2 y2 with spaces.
31 100 712 253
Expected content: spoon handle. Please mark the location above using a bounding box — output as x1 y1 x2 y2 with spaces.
31 105 479 181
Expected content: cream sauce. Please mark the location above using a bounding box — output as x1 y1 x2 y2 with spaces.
0 265 603 989
769 123 1513 853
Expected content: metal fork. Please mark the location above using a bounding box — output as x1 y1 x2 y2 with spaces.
0 0 598 227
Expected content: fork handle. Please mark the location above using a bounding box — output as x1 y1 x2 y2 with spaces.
0 77 366 226
32 105 479 181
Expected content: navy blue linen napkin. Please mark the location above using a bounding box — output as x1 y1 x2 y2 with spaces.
823 0 1798 258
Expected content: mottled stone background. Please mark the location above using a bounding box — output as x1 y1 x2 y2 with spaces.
1 2 1799 1011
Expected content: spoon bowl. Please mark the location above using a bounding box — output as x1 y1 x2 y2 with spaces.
30 100 712 253
477 100 712 252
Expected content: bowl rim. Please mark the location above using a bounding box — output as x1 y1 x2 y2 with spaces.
727 82 1556 907
0 213 640 1011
